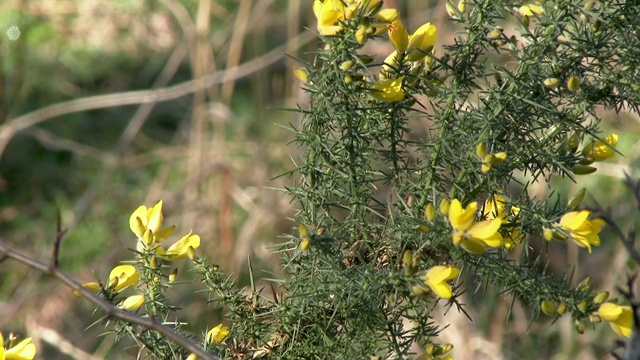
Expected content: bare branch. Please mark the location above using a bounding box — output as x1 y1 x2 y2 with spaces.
0 240 219 360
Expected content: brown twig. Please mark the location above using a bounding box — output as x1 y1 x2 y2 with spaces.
0 30 316 160
0 239 218 360
52 212 66 269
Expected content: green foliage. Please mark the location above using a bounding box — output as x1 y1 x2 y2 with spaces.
3 1 640 359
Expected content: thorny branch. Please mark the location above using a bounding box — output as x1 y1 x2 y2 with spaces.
0 224 218 360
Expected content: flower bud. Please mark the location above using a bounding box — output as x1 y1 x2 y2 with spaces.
592 290 609 305
418 225 430 233
584 1 596 11
294 68 308 83
301 238 311 251
543 77 561 88
403 250 414 276
577 277 592 292
340 60 355 71
567 75 580 91
355 26 367 44
566 133 580 151
299 223 309 239
316 226 327 236
458 0 467 13
578 156 595 165
425 203 437 221
187 246 196 260
541 300 557 316
577 299 589 312
476 142 487 158
543 228 554 241
571 165 597 175
150 256 158 269
567 188 586 210
557 303 567 315
574 319 584 334
170 268 178 283
377 9 399 23
589 314 602 323
439 199 450 216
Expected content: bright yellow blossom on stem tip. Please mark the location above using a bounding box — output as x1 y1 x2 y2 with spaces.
313 0 345 36
448 199 503 254
108 264 140 292
129 201 175 248
0 332 37 360
370 76 405 102
119 294 145 311
482 195 522 248
387 20 408 52
581 133 618 161
406 22 437 61
519 4 544 16
206 324 230 344
558 210 605 253
598 302 633 338
164 230 201 260
424 265 460 299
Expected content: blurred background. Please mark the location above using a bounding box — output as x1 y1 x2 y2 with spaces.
0 0 638 358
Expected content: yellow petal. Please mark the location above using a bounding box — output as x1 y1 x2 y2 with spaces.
461 238 487 254
120 294 145 311
388 20 408 52
407 22 437 61
560 211 589 230
129 205 148 238
166 231 201 260
426 280 453 299
377 8 399 23
207 324 230 343
468 218 502 239
147 201 164 235
109 265 140 292
370 77 405 102
4 337 37 360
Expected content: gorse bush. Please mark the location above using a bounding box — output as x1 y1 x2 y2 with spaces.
2 0 640 359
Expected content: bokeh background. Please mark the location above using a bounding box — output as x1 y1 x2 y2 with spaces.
0 1 638 359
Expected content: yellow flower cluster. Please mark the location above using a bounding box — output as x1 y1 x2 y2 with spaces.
0 332 36 360
413 265 460 300
448 199 503 254
482 195 522 249
571 133 618 175
417 342 454 360
475 142 507 173
130 201 201 260
544 210 605 253
599 302 633 338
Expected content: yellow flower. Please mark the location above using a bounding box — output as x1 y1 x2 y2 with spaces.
313 0 345 36
165 230 201 260
206 324 230 344
129 201 175 247
598 302 633 338
74 281 101 296
558 210 605 253
581 133 618 161
108 265 140 292
519 4 544 16
407 22 438 61
417 342 454 360
186 354 198 360
449 199 503 253
424 265 460 299
119 294 145 311
482 195 522 248
377 8 399 23
1 332 37 360
370 76 405 102
387 20 408 52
